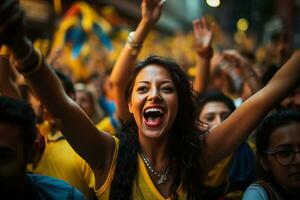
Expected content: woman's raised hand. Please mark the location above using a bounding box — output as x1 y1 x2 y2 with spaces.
0 0 26 52
193 17 214 56
0 0 34 66
141 0 165 26
192 17 214 93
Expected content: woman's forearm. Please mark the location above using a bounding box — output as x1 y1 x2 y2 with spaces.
193 56 211 94
207 51 300 167
11 39 114 170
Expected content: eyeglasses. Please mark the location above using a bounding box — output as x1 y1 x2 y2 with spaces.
264 147 300 166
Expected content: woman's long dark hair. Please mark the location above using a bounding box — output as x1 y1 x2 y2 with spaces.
109 56 207 199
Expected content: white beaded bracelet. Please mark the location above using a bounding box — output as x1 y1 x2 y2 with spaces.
127 31 142 49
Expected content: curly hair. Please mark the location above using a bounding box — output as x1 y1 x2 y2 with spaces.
109 56 207 199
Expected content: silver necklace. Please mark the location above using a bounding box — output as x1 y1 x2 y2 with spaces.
140 151 169 185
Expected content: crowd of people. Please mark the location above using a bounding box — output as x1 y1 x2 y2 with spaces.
0 0 299 199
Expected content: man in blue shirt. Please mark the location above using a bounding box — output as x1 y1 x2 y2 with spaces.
0 96 86 199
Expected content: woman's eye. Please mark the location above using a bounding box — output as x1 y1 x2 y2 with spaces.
277 149 293 158
161 87 173 93
137 86 148 92
204 116 214 122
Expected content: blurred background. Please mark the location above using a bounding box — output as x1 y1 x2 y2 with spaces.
20 0 300 81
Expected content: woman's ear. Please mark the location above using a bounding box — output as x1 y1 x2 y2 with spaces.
128 102 133 114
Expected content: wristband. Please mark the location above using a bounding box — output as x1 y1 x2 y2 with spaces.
17 48 43 76
197 47 213 60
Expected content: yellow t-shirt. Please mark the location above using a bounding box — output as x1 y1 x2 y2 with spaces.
96 117 116 136
202 141 256 200
203 154 233 187
29 123 95 200
95 137 187 200
203 141 256 187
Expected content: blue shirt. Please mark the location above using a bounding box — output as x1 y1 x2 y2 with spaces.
25 173 86 200
243 184 269 200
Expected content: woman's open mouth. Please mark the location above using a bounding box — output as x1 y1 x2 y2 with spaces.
143 107 165 127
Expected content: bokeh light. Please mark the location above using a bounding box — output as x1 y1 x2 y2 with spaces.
237 18 249 32
206 0 221 8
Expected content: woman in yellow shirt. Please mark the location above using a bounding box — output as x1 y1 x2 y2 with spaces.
1 0 300 199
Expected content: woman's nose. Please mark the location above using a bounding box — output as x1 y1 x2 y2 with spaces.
148 88 161 101
292 150 300 164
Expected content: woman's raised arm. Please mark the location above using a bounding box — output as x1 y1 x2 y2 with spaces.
0 0 115 172
207 51 300 167
192 17 214 94
110 0 164 122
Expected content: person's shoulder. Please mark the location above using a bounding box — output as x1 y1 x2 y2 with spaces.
26 173 86 200
242 183 268 200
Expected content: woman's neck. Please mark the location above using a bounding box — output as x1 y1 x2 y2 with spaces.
139 135 170 171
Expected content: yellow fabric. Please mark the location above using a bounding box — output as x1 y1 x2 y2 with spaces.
96 117 116 136
94 136 119 198
29 123 95 200
203 141 256 199
248 140 256 153
95 139 187 200
0 45 8 55
0 45 9 59
188 66 196 77
203 154 233 187
36 120 51 137
203 140 256 188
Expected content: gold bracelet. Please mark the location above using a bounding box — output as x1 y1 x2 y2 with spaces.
21 48 43 77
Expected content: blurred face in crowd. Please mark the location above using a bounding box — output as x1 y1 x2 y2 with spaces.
102 75 114 101
281 86 300 110
88 76 102 99
199 101 231 130
261 122 300 194
76 90 95 120
270 31 292 65
129 65 178 140
0 123 27 190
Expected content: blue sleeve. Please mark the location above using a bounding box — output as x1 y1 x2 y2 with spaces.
242 184 268 200
26 174 87 200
